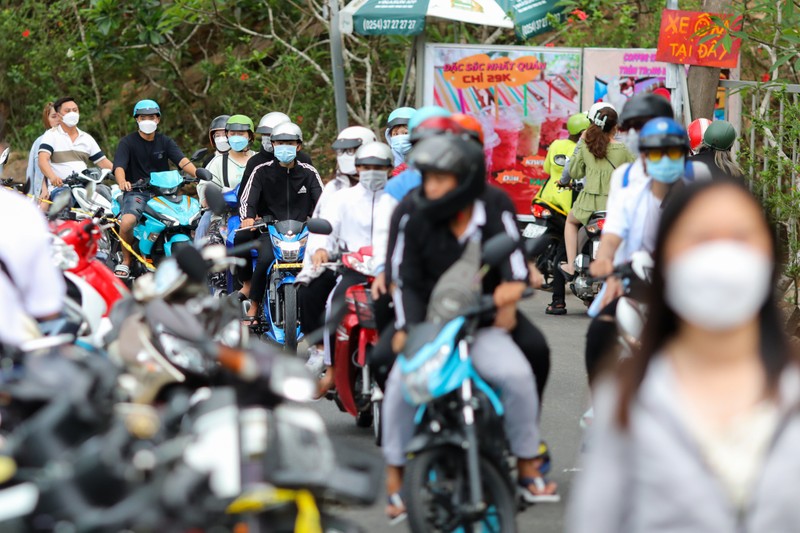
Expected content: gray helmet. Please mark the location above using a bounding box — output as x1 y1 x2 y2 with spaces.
355 141 393 167
270 121 303 143
256 112 290 135
332 126 377 150
209 114 230 133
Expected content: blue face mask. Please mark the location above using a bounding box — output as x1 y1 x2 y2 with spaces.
274 144 297 164
228 135 249 152
646 155 685 183
391 134 412 155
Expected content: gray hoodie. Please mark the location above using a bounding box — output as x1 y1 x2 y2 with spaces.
567 356 800 533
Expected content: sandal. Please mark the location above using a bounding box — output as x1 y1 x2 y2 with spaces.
385 493 407 525
241 316 260 327
557 262 576 282
517 476 560 504
545 302 567 315
114 263 130 279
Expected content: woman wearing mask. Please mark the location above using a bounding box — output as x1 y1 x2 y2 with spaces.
560 106 635 279
568 178 800 533
204 114 231 166
384 107 415 176
26 102 61 203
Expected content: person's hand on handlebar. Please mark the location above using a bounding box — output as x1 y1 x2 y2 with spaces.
599 276 624 309
241 218 255 230
312 249 329 268
589 257 614 279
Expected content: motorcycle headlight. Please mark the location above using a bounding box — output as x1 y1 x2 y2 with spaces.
214 319 243 348
277 240 301 262
400 344 452 406
158 331 212 374
50 236 79 270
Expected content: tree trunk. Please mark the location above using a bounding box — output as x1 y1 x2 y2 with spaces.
686 0 734 120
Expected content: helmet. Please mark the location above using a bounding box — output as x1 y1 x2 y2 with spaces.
331 126 377 150
409 116 464 143
355 142 393 167
225 114 255 133
450 113 484 144
587 102 614 123
410 135 486 223
638 117 690 151
652 87 671 101
256 112 290 135
270 121 303 143
386 107 416 130
619 93 674 130
408 106 451 134
209 115 231 132
566 113 591 136
703 120 736 151
688 118 712 152
133 99 160 117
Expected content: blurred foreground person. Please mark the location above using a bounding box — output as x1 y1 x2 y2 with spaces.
568 178 800 532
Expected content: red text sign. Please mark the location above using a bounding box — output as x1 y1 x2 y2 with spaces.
656 9 742 68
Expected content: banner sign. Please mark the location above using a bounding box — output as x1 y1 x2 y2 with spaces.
424 44 581 215
655 9 742 68
581 48 668 111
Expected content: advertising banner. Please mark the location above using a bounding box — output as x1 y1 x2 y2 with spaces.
424 43 582 215
581 48 669 111
655 9 742 68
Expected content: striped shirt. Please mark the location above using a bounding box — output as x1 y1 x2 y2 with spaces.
38 125 106 179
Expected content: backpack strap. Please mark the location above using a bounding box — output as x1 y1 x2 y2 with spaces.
221 153 230 188
622 163 633 188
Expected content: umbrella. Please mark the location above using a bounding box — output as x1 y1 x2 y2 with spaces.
340 0 564 40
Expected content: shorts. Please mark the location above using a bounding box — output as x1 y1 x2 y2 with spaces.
120 192 152 218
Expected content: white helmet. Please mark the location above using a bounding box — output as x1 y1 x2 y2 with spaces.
355 141 393 167
256 112 290 135
270 122 303 143
587 102 615 124
332 126 377 151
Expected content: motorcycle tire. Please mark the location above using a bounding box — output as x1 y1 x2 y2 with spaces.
283 283 298 354
405 447 517 533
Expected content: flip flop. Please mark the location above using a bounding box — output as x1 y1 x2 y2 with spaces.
517 476 561 504
386 493 407 525
114 263 130 279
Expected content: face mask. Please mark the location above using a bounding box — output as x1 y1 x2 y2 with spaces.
274 145 297 164
646 156 685 183
228 135 249 152
138 120 158 135
665 240 772 331
359 169 389 191
391 134 412 155
620 129 639 156
62 111 80 127
214 137 230 152
262 138 273 153
337 154 356 175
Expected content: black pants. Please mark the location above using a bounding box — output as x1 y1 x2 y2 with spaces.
234 230 275 304
298 270 338 338
584 299 619 385
551 239 567 304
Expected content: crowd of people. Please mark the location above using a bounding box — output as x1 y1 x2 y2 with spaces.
5 87 799 532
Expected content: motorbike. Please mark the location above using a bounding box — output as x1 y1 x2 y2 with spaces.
397 234 530 533
571 209 606 306
205 182 243 296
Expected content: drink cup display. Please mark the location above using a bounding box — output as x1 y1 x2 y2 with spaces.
491 108 523 174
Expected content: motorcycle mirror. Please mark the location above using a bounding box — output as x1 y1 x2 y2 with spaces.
205 184 227 216
48 192 72 220
0 147 9 168
553 154 568 167
195 168 214 182
307 218 333 235
481 234 517 268
176 245 210 283
190 148 208 162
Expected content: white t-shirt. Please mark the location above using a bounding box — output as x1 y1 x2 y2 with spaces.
38 125 106 180
197 151 255 205
603 176 662 265
0 188 65 346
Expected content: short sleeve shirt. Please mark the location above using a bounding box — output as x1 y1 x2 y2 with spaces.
113 132 185 185
38 125 106 179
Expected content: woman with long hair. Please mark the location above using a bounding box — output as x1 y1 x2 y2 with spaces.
567 178 800 532
560 106 635 278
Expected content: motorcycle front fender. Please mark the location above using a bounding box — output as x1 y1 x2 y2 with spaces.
405 428 464 457
164 234 192 257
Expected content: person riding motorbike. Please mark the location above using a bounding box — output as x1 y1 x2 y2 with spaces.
26 101 61 203
300 142 394 394
195 114 256 244
236 121 322 324
203 114 231 166
537 112 591 315
112 99 197 278
384 107 415 176
688 120 744 178
382 135 558 522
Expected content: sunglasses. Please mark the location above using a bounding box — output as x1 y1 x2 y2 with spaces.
644 147 685 162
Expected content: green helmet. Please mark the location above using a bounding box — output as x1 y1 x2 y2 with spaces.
226 114 254 133
566 113 591 136
702 120 736 151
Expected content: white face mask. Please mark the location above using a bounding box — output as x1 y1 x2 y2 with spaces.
214 137 230 152
62 111 80 128
138 120 158 134
665 240 772 331
359 169 389 191
337 154 356 176
262 138 273 153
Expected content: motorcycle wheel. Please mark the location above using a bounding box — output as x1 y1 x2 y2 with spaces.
283 283 298 354
405 447 517 533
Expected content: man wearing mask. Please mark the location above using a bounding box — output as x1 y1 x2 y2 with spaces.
38 96 114 199
112 99 198 278
236 122 322 324
384 107 415 176
302 141 394 394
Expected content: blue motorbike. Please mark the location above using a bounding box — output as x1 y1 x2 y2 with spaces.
204 183 242 296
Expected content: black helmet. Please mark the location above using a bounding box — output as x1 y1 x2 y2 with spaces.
209 115 230 133
619 93 673 131
411 135 486 223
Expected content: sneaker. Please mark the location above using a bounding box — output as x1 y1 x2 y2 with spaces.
305 345 325 377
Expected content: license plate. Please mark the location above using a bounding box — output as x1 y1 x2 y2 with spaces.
274 262 304 270
592 240 600 259
522 224 547 239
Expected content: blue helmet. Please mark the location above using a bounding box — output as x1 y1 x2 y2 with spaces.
408 106 451 135
386 107 416 130
133 99 161 117
638 117 689 151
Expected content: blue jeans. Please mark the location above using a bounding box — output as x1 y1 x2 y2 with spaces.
194 210 213 245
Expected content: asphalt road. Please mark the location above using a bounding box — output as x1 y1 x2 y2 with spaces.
311 291 592 533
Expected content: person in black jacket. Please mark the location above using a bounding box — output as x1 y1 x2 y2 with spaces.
235 122 323 323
